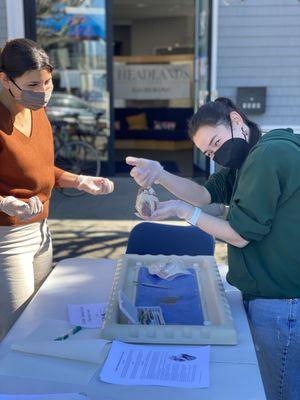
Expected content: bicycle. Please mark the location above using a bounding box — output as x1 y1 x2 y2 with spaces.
51 115 101 197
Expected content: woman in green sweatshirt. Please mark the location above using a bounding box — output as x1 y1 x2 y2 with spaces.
126 97 300 400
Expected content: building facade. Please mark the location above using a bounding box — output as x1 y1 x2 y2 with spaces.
217 0 300 130
0 0 300 175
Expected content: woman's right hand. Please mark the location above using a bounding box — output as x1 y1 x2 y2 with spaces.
0 195 43 221
126 156 164 188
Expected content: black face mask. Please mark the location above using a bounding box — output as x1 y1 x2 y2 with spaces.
213 122 251 169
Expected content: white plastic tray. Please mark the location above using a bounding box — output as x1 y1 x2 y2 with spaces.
100 254 237 345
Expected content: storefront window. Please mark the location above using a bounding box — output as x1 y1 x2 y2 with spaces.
36 0 111 176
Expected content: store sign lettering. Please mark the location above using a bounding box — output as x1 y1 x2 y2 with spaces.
114 64 191 100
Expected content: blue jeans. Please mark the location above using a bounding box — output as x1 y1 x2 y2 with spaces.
244 298 300 400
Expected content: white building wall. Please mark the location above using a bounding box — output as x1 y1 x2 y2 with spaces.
217 0 300 130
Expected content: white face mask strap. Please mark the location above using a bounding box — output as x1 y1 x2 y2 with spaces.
241 126 248 140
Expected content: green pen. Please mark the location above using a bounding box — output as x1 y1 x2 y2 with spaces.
54 325 82 341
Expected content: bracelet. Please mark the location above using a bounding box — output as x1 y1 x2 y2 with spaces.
186 207 202 226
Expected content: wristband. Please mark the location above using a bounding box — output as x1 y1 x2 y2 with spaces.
186 207 202 226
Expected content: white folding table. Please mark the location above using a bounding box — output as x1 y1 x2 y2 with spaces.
0 257 266 399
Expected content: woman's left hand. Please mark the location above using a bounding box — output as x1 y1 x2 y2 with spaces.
74 175 114 195
141 200 194 221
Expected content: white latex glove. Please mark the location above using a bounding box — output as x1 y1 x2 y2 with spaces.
126 156 164 188
0 195 43 221
139 200 194 221
74 175 114 195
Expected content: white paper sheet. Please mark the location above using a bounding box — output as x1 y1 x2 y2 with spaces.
100 341 210 388
0 319 107 385
0 351 98 385
67 303 108 328
11 339 109 364
0 394 89 400
10 319 110 364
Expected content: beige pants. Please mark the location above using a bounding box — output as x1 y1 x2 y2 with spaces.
0 219 52 340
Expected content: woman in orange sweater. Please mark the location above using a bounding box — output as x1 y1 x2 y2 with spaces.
0 38 114 340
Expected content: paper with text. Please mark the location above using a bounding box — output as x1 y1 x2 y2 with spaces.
100 340 210 388
67 303 107 328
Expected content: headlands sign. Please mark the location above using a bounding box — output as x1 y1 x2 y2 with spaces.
114 63 191 100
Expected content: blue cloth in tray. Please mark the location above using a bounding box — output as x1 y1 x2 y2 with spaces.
135 267 204 325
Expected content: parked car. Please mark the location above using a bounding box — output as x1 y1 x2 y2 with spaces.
46 92 105 134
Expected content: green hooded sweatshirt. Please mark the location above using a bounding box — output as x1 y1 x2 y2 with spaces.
204 128 300 299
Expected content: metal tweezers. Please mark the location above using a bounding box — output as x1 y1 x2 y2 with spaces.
133 280 169 289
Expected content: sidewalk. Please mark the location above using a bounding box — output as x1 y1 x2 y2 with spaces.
48 177 227 264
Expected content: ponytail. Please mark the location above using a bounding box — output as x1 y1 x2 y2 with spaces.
188 97 262 148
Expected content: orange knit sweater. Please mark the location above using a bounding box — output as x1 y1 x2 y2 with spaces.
0 101 65 226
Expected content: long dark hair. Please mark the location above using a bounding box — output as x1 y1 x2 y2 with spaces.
188 97 262 148
0 38 53 80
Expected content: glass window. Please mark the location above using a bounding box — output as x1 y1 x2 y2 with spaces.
36 0 110 164
49 95 89 109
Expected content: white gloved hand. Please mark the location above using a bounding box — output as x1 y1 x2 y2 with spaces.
0 195 43 221
139 200 194 221
126 156 164 188
74 175 114 195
